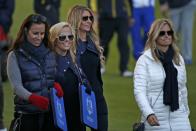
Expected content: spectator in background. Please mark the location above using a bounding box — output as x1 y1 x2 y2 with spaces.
97 0 133 77
159 0 196 64
67 5 108 131
7 14 63 131
129 0 155 60
0 0 15 130
134 18 191 130
34 0 61 26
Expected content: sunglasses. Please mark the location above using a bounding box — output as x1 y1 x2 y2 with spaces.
31 15 47 23
159 30 173 37
58 35 74 42
82 16 94 22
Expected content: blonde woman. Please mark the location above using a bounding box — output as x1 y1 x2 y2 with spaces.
134 18 191 130
67 5 108 131
49 22 86 131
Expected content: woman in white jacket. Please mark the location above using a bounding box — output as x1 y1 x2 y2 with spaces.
134 18 191 131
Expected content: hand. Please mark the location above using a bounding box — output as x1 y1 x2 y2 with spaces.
85 85 92 95
28 93 49 110
82 79 92 95
147 114 160 126
54 82 64 97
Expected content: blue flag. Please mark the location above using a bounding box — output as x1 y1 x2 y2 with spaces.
79 84 98 129
50 88 68 131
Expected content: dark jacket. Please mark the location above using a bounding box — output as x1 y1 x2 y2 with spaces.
77 38 108 115
55 53 80 98
0 0 15 33
55 53 86 130
159 0 191 8
14 47 56 113
34 0 61 25
97 0 130 18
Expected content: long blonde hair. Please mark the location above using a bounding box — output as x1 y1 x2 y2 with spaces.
67 5 105 65
49 22 76 63
145 18 180 65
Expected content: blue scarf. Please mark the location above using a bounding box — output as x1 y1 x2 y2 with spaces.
22 40 49 65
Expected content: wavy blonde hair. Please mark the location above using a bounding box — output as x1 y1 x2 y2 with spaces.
49 22 76 63
67 5 105 65
145 18 180 65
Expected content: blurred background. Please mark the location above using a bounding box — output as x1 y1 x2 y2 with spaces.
1 0 196 130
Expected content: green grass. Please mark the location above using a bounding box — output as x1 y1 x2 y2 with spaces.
3 0 196 130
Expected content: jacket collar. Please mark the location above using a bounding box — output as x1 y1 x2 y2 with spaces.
143 49 155 61
77 37 98 55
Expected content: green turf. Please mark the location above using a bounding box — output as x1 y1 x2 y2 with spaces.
3 0 196 130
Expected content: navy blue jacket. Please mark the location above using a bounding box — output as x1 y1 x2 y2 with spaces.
0 0 15 33
55 53 87 130
77 38 108 115
14 47 56 113
55 53 81 95
55 52 90 101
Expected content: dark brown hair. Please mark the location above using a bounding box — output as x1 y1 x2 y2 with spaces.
9 14 50 52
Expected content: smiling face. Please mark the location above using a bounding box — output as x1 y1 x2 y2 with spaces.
26 23 46 47
79 10 93 32
56 26 74 53
156 23 173 52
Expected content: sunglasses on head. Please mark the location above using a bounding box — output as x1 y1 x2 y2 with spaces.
82 16 94 22
58 34 74 42
159 30 173 37
31 15 47 23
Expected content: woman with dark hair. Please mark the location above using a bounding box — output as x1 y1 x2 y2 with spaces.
7 14 63 131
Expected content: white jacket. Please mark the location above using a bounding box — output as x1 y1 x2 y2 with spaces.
134 49 191 131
